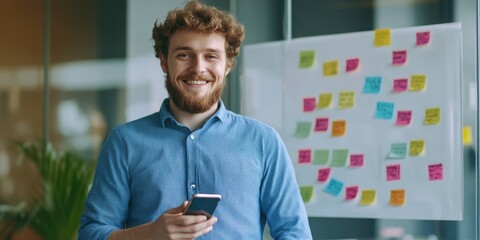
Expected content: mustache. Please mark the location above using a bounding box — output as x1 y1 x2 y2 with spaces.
177 73 214 81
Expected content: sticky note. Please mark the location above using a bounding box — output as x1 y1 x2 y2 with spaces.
388 143 407 159
374 29 391 47
386 164 401 181
428 163 444 181
393 78 408 92
300 186 314 203
317 168 331 182
350 154 364 167
331 149 349 167
360 189 376 205
313 150 329 165
314 118 329 132
298 149 312 164
345 186 359 201
331 120 346 137
338 91 355 109
303 97 317 112
392 50 407 65
317 93 333 109
409 74 427 91
416 31 430 45
409 140 425 156
390 189 406 206
346 58 359 72
324 178 344 197
396 110 412 126
463 125 473 146
363 76 382 94
424 108 440 125
375 102 394 120
294 121 312 138
299 50 316 69
323 60 339 77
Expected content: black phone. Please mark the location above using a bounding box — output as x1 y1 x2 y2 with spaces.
183 193 222 219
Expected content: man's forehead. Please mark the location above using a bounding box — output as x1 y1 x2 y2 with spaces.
169 31 227 52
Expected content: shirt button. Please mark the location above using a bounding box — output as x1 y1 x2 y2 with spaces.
190 183 196 190
190 135 195 140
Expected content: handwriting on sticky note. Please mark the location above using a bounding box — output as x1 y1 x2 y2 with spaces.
360 189 376 205
428 163 443 181
314 118 329 132
390 189 406 206
313 150 329 165
298 149 312 164
303 97 316 112
396 110 412 126
424 108 440 125
299 50 316 69
331 149 349 167
346 58 359 72
393 78 408 92
324 178 344 196
409 74 427 91
350 154 364 167
338 91 355 109
409 140 425 156
345 186 359 200
386 164 401 181
416 31 430 45
388 143 407 159
294 122 312 138
323 60 339 77
392 50 407 65
317 93 333 109
300 186 314 203
375 102 395 120
363 76 382 94
317 168 331 182
331 120 346 137
374 29 391 47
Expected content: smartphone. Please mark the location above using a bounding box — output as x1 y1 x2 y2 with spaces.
183 193 222 219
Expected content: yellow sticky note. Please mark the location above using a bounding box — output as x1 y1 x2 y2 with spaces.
463 125 473 146
331 120 346 137
338 91 355 109
409 140 425 156
300 186 314 203
323 60 339 77
424 108 440 125
374 29 391 47
317 93 333 109
409 74 427 91
389 189 406 206
299 50 316 69
360 189 376 205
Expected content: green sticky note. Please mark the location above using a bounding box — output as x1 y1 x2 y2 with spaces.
299 50 316 69
300 186 314 203
294 121 312 138
388 143 407 159
331 149 349 167
313 150 329 165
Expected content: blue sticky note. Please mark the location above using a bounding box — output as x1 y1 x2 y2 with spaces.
363 76 382 94
375 102 394 119
324 178 344 197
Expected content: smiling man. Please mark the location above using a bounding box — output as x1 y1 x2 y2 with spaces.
78 1 312 240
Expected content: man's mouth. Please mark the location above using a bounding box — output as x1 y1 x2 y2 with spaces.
185 80 208 85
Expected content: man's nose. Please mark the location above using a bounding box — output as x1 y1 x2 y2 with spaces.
190 56 207 74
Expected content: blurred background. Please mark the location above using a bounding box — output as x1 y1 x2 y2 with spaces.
0 0 477 239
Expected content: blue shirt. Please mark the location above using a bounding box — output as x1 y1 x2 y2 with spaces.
79 99 312 240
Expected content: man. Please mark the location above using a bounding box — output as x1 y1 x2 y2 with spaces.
78 1 312 239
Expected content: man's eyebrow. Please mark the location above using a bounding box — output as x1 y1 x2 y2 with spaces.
172 46 223 53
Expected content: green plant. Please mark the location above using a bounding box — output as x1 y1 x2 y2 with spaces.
0 141 96 240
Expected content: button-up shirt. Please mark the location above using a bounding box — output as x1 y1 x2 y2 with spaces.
78 99 312 240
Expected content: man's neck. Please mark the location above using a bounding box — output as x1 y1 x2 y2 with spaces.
169 100 219 131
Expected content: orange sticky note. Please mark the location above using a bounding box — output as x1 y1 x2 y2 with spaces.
374 29 391 47
331 120 346 137
390 189 406 206
360 189 376 205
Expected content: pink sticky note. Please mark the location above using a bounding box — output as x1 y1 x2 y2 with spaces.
298 149 312 164
350 154 364 167
345 186 359 200
396 110 412 126
393 78 408 92
428 163 443 181
317 168 331 182
386 164 401 181
314 118 329 132
416 31 430 45
346 58 359 72
392 50 407 65
303 97 316 112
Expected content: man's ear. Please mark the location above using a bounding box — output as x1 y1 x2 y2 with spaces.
160 54 168 73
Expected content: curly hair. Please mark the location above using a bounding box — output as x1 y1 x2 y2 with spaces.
152 0 245 67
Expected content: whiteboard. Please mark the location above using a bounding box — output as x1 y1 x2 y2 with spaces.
241 23 463 220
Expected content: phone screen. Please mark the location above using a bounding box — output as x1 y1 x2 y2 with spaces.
183 194 221 219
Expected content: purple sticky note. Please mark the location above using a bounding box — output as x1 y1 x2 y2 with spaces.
428 163 443 181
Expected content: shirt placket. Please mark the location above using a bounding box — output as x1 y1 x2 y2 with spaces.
186 132 198 196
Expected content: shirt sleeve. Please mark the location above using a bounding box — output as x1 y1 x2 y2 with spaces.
259 127 313 240
78 128 131 240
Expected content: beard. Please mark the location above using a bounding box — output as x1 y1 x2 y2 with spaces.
165 73 225 114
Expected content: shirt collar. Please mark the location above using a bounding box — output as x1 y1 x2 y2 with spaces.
159 98 227 128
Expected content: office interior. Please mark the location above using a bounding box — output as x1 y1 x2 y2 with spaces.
0 0 477 239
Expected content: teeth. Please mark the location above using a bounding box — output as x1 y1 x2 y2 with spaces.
186 80 207 85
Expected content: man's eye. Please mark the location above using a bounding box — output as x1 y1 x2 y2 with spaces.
177 53 190 59
206 54 218 60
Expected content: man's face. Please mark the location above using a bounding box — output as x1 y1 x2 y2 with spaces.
161 30 231 114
